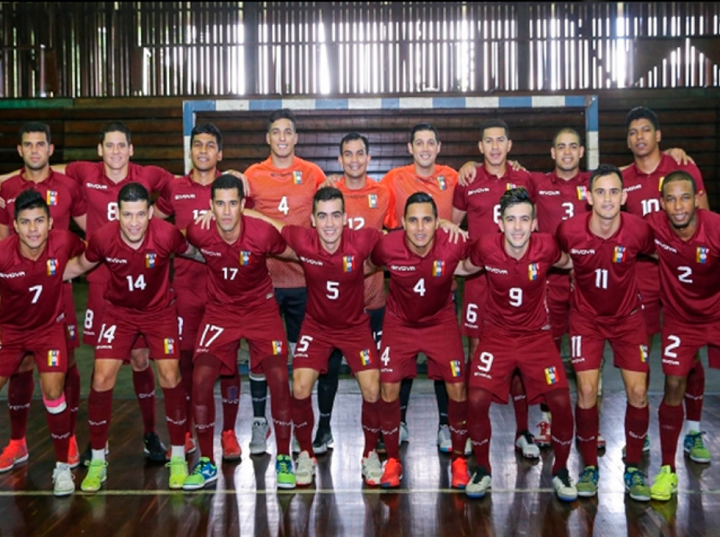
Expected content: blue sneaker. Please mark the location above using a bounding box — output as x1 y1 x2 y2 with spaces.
182 457 218 491
683 431 711 463
276 455 296 489
624 466 651 501
576 466 599 498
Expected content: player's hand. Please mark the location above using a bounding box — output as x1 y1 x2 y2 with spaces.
196 210 215 230
321 174 343 188
457 161 479 186
509 160 527 172
439 219 468 243
225 170 251 197
664 148 695 165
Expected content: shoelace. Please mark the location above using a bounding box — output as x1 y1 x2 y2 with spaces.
277 459 292 473
579 469 596 483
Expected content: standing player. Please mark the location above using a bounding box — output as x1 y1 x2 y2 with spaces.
369 193 470 489
312 133 395 454
243 109 326 455
380 123 457 452
623 106 711 460
557 164 654 501
456 187 577 501
451 119 539 459
182 175 295 490
645 171 720 501
63 183 192 492
0 122 86 472
0 189 84 496
154 123 242 460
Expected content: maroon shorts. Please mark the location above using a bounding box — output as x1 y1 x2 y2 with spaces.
293 315 379 375
569 309 649 373
661 315 720 376
0 323 68 377
637 261 661 336
175 286 206 352
469 328 568 404
193 302 288 376
461 273 487 339
547 271 571 339
379 308 466 384
94 304 179 362
84 282 148 350
62 282 80 350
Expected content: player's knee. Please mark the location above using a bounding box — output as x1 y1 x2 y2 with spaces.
627 382 648 407
92 371 117 391
380 383 400 402
292 382 312 400
446 382 466 402
664 375 686 405
576 381 597 406
130 350 150 371
156 366 181 388
43 392 66 413
361 384 380 404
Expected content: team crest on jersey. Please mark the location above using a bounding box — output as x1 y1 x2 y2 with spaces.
450 360 462 378
359 349 372 366
697 247 709 264
46 190 58 206
576 186 588 201
612 246 626 263
437 176 447 190
163 338 175 354
432 260 445 277
528 263 539 281
368 194 378 208
544 366 558 385
640 345 648 363
343 256 355 272
272 340 283 355
658 176 665 192
145 253 157 268
292 170 302 185
47 258 58 276
506 182 518 190
240 251 252 265
67 325 76 341
47 350 60 367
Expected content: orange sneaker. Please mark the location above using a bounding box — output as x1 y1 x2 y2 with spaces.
0 439 29 473
221 430 242 461
68 435 80 469
380 457 403 488
451 457 470 489
185 432 197 455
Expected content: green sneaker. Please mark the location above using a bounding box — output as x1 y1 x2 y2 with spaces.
276 454 296 489
650 465 678 501
81 459 108 492
683 431 711 463
182 457 218 491
576 466 599 498
167 456 188 490
624 466 651 501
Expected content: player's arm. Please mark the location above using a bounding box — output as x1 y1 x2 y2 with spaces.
72 214 87 233
552 251 573 270
0 224 8 240
455 258 483 276
178 243 206 263
244 208 285 233
63 252 98 281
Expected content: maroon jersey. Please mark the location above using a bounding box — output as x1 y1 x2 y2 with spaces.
155 174 213 288
186 215 287 309
646 209 720 324
84 218 186 312
469 233 561 333
0 170 86 232
622 154 705 217
556 212 654 319
529 170 591 235
0 230 84 330
282 226 382 329
371 230 470 324
452 166 532 238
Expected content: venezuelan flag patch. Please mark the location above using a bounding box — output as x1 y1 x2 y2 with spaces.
697 247 709 264
343 256 355 272
576 186 587 201
240 251 251 265
46 190 58 206
528 263 539 281
544 366 558 385
47 349 60 367
432 260 445 277
145 252 157 268
293 170 302 185
359 349 372 366
368 194 378 208
163 338 175 354
450 360 462 378
612 246 626 263
272 340 284 355
47 258 58 276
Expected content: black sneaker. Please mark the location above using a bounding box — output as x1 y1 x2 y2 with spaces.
144 432 168 463
312 428 334 455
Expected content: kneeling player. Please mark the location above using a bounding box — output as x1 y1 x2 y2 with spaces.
457 188 577 501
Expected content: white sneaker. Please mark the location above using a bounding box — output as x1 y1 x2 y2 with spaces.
295 451 317 486
466 467 491 499
437 425 452 453
250 418 270 455
552 468 578 502
400 422 410 444
515 431 540 459
52 462 75 497
361 450 383 486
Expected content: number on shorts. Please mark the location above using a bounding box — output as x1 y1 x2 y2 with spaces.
177 316 184 337
198 324 224 348
664 335 681 358
296 335 313 354
509 288 523 307
571 335 582 357
84 309 94 330
466 303 478 324
413 278 426 297
677 266 693 284
476 351 494 373
380 346 391 367
28 285 43 304
98 324 117 343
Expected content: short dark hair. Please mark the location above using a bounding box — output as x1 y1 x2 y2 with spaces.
499 187 535 219
661 170 697 196
339 132 369 154
404 191 438 219
117 182 150 207
15 188 50 220
480 118 510 139
211 174 245 200
626 106 660 131
191 123 223 151
313 186 344 213
410 123 439 144
101 122 132 145
589 164 624 189
552 127 582 147
19 122 52 145
268 109 297 132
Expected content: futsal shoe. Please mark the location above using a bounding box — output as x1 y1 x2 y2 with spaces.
624 467 651 502
361 451 383 486
52 462 75 497
535 421 552 448
221 430 242 461
250 418 271 456
576 466 599 498
684 431 711 463
466 467 491 499
437 425 452 453
552 468 578 502
276 455 296 489
451 457 470 489
312 428 334 455
167 456 189 490
380 457 403 488
68 436 80 469
81 459 108 493
183 457 218 491
515 431 540 459
0 439 28 473
295 451 317 486
650 465 678 501
143 432 168 463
